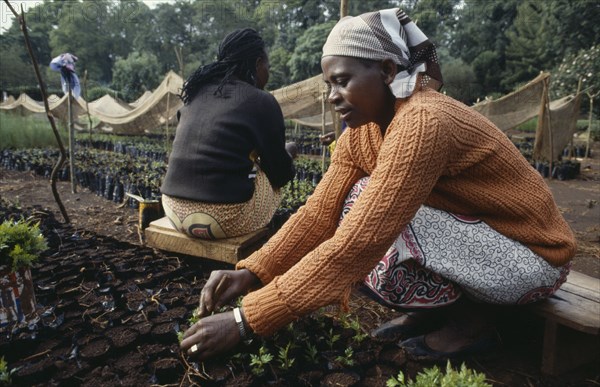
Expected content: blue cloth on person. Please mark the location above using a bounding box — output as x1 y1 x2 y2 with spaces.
50 53 81 98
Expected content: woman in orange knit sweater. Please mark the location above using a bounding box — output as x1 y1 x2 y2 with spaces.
180 9 576 361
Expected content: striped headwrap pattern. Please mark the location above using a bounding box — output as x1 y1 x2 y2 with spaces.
322 8 443 98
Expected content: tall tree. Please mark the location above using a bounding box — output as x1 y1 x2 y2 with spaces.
0 1 64 94
288 21 336 82
450 0 519 96
504 0 600 90
503 1 556 89
112 51 161 102
49 1 115 83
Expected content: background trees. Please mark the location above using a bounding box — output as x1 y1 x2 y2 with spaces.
1 0 598 110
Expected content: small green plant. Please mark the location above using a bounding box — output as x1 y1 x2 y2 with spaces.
277 342 296 371
249 345 273 376
0 218 48 272
335 347 354 367
386 361 492 387
0 356 16 385
304 342 319 364
340 314 369 344
325 327 340 350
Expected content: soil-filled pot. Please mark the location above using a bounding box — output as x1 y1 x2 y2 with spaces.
0 266 37 328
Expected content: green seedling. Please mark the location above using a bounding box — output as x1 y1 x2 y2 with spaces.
249 345 273 376
304 342 319 364
277 342 296 371
0 357 16 385
386 361 492 387
347 317 369 344
325 328 340 350
335 347 354 367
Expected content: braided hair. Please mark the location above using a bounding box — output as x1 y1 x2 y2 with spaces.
180 28 266 104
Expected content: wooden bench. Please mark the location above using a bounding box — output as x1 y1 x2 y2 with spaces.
529 270 600 375
144 217 270 265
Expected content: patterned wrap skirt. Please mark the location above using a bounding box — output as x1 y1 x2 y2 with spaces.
162 169 281 240
342 177 570 309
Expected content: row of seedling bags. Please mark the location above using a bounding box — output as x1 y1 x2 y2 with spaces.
0 149 328 211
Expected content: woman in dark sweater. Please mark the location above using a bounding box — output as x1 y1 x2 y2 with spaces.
161 28 295 239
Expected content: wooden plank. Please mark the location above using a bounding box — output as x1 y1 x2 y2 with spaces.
560 281 600 303
144 217 269 265
567 271 600 293
561 271 600 302
541 320 600 376
532 290 600 334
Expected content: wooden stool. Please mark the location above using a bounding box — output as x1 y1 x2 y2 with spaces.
144 217 269 265
529 270 600 375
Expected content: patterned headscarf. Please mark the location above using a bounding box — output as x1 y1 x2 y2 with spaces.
322 8 443 98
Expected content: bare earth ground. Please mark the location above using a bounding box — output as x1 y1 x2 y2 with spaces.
0 142 599 386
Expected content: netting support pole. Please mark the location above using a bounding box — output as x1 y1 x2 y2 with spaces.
4 0 70 222
544 78 553 179
585 91 599 160
67 79 77 193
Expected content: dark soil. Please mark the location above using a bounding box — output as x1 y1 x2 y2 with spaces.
0 143 599 386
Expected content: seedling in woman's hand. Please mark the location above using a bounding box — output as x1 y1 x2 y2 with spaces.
195 274 230 318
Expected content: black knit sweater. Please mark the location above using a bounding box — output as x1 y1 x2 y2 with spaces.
161 80 294 203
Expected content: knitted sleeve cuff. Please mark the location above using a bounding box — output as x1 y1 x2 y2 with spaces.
241 279 297 337
236 252 274 285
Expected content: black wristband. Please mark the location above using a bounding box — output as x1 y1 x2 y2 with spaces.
233 307 248 340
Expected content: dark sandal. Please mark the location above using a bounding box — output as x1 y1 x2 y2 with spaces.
370 311 443 341
399 333 500 361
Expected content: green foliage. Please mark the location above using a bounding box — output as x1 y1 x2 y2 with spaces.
49 2 116 83
87 86 118 102
515 117 538 133
303 342 319 364
0 112 68 149
276 342 296 370
325 327 341 350
249 346 274 376
288 21 336 82
410 0 460 48
551 45 599 99
335 347 354 367
450 0 519 96
441 58 481 104
386 361 492 387
0 218 48 272
503 1 557 89
2 0 597 104
0 356 15 385
111 52 161 102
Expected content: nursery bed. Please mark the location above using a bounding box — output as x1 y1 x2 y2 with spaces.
0 166 599 386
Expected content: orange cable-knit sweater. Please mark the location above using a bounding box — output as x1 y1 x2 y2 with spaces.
236 88 576 336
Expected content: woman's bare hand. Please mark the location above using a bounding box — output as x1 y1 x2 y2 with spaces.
196 269 260 318
180 311 240 361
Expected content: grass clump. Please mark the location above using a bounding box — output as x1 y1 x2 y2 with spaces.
0 112 68 149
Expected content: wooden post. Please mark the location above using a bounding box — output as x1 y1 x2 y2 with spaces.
67 75 76 193
5 1 70 223
174 46 184 80
340 0 348 18
336 0 349 141
585 91 598 160
569 78 583 159
165 76 171 158
544 78 554 179
82 69 93 145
